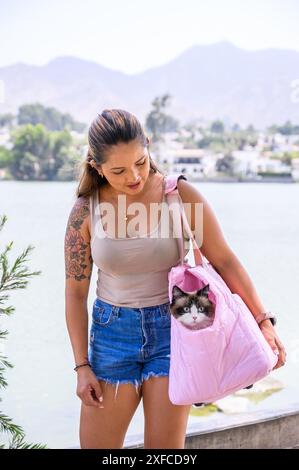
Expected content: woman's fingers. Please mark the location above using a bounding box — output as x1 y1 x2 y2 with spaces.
92 380 104 403
272 339 287 369
78 384 104 407
260 324 287 370
86 384 104 408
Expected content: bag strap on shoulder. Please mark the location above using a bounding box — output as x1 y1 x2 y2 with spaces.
164 173 187 195
164 174 206 267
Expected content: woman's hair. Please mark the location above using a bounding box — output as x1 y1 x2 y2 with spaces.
76 109 163 198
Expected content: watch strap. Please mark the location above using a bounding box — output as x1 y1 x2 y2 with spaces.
255 311 277 326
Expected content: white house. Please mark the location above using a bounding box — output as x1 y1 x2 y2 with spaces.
163 148 206 178
231 150 260 176
232 150 292 176
256 157 292 175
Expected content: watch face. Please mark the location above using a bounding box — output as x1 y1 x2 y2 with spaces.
261 314 277 326
271 316 277 326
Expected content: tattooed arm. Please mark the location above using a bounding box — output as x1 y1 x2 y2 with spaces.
64 196 93 365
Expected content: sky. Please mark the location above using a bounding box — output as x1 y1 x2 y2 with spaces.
0 0 299 75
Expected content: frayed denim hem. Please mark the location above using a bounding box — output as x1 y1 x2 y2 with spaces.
95 372 169 400
95 376 141 400
141 371 169 383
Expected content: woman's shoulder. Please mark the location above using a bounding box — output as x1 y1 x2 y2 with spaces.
176 175 206 205
67 195 91 238
70 195 90 218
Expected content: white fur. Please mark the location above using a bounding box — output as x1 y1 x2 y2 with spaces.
178 305 213 330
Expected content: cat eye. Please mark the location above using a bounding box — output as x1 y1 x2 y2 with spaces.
198 307 205 312
183 307 190 312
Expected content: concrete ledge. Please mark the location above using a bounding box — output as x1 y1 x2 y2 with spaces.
124 404 299 449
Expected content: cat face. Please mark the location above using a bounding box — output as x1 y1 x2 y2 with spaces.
170 284 215 330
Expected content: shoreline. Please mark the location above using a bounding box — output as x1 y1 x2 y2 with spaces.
0 177 297 184
182 177 296 184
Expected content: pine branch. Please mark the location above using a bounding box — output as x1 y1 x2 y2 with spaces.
0 215 8 233
0 214 46 448
9 434 48 449
0 413 24 436
1 244 42 292
0 356 14 369
0 329 9 338
0 304 15 317
0 375 8 389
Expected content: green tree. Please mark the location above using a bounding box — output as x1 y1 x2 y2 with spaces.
18 103 86 132
216 153 236 176
56 147 83 181
279 150 299 165
0 114 15 128
197 136 212 149
0 147 12 169
232 123 241 132
10 124 51 180
267 124 278 134
277 120 299 135
9 124 77 181
210 120 225 134
44 129 73 180
145 94 180 145
0 215 46 448
246 124 256 134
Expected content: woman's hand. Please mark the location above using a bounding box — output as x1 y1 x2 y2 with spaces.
259 319 286 370
76 366 104 408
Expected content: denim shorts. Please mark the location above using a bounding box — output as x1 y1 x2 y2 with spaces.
88 297 171 399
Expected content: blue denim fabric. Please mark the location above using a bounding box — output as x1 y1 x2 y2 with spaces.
88 297 171 399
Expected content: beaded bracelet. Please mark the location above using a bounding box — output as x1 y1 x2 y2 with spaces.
74 361 91 372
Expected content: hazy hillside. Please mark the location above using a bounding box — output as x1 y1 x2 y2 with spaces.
1 41 299 128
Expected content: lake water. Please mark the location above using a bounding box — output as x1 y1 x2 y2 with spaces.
0 180 299 448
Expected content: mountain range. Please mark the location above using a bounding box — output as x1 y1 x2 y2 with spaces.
1 41 299 129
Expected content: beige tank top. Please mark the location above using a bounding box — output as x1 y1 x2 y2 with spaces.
89 174 189 307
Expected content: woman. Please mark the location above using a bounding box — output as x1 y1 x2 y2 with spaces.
64 109 286 449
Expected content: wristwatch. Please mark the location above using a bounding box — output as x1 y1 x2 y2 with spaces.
255 311 277 326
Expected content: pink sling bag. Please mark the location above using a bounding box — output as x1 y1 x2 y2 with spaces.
165 174 278 405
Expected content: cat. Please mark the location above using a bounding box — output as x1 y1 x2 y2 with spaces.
170 284 215 330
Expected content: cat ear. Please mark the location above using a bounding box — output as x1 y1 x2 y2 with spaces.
172 285 186 299
198 284 209 297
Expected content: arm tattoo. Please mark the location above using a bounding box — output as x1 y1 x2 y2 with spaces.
64 197 93 281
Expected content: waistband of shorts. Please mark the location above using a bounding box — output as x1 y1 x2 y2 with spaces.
94 297 170 316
